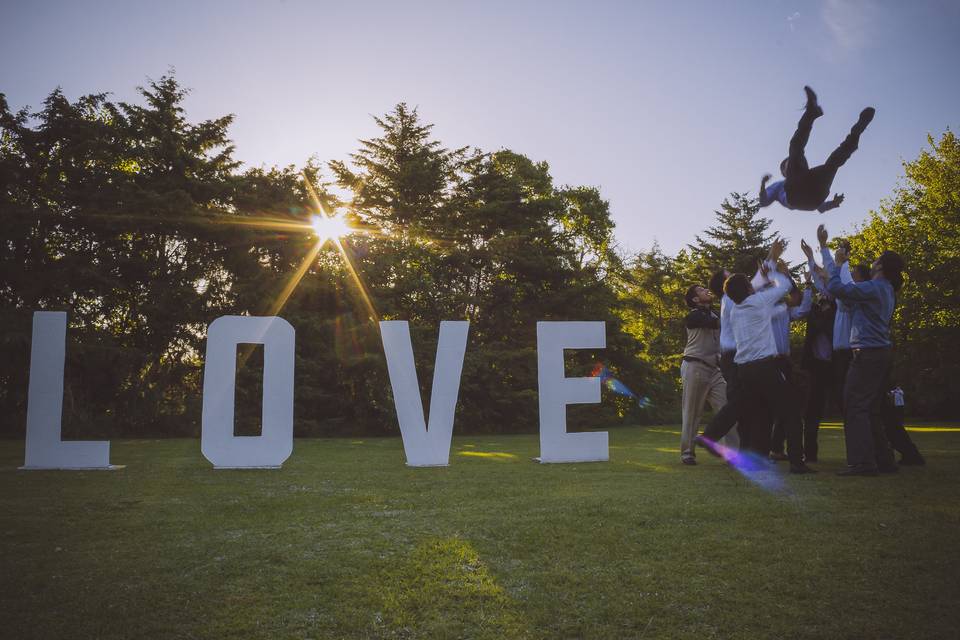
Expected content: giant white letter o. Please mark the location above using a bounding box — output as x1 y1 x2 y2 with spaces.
201 316 295 469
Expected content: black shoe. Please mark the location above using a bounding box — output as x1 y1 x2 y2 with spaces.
804 85 824 118
837 463 879 477
790 463 817 474
694 435 721 458
899 455 926 466
681 456 697 466
878 462 899 474
852 107 875 135
804 455 819 463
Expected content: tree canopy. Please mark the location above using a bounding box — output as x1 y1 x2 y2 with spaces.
2 77 958 439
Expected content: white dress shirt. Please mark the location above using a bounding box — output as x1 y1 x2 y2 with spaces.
731 265 792 365
719 295 736 354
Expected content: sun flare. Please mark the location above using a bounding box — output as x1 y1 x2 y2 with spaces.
310 213 352 245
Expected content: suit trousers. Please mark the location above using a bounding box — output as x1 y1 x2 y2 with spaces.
842 347 896 468
737 358 804 465
680 360 737 458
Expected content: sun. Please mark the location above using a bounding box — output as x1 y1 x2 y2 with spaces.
310 212 353 245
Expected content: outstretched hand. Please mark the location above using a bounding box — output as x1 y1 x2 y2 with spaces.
762 173 772 183
817 224 829 248
768 238 786 261
757 259 770 279
800 238 813 259
832 193 845 206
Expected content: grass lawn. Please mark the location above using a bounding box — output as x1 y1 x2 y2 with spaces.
2 423 959 639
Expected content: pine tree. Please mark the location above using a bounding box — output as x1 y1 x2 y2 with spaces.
687 192 778 277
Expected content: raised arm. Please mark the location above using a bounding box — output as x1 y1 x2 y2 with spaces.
755 268 792 307
817 193 844 213
801 238 829 295
789 288 813 320
818 224 878 302
759 174 773 207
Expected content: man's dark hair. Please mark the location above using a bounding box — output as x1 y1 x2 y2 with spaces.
709 270 727 298
724 273 750 304
877 250 905 291
852 263 871 281
685 284 702 309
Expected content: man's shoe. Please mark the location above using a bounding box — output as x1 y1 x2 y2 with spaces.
769 451 788 462
804 85 824 118
852 107 875 135
878 462 899 474
681 456 697 466
790 463 817 474
694 435 721 458
899 455 926 466
837 464 879 477
804 455 819 463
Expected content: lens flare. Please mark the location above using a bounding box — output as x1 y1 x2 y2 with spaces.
591 363 652 408
310 213 353 245
696 436 789 494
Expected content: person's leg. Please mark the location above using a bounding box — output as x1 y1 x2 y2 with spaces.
735 402 765 457
770 421 785 456
769 359 793 457
682 362 714 462
719 353 743 444
745 400 771 457
825 107 876 171
764 362 807 469
867 353 897 471
833 349 852 417
720 352 737 402
803 360 831 462
841 349 890 470
680 361 705 462
703 388 742 442
740 360 809 470
881 396 909 455
785 87 822 178
885 405 925 464
706 369 739 450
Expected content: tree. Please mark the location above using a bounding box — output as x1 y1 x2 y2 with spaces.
687 192 779 279
616 244 687 421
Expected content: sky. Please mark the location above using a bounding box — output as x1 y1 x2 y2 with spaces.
2 0 958 265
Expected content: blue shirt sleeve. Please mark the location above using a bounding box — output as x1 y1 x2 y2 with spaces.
760 181 789 208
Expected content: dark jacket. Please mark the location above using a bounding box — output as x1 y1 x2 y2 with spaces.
801 297 836 369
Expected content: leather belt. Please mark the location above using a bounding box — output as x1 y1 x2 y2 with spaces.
682 356 718 368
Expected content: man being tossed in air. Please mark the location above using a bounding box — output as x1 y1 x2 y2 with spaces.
759 86 875 214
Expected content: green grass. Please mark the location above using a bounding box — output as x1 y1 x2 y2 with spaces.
2 424 959 639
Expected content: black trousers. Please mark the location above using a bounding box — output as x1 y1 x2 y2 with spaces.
882 404 923 461
737 358 803 465
843 347 896 468
769 357 797 455
803 358 833 461
783 106 864 211
832 348 852 416
703 351 743 445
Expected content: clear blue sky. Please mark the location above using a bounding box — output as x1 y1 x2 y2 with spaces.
3 0 958 265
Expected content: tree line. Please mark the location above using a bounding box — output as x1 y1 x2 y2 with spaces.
1 76 957 438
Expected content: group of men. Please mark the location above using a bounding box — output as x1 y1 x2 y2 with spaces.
678 225 924 476
675 85 925 476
